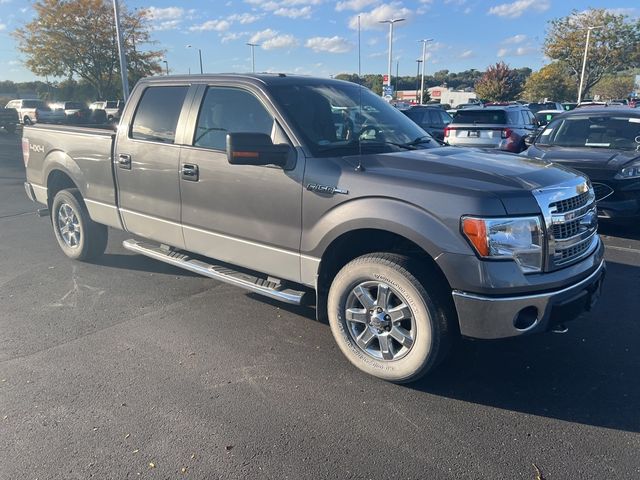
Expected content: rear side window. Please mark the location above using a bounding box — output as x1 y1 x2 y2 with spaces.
23 100 44 108
193 87 274 150
131 86 188 144
452 110 507 124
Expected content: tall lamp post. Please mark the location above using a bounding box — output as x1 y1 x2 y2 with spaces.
578 26 602 104
379 18 405 97
112 0 129 100
162 60 169 75
186 45 203 74
418 38 433 105
246 43 260 73
415 59 422 103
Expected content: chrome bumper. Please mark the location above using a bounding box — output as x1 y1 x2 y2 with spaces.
452 259 606 339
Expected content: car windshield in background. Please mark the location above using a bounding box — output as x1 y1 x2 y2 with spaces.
451 109 507 125
270 83 433 157
535 112 560 126
539 115 640 151
66 102 84 109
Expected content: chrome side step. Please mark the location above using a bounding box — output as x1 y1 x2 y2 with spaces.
122 239 307 305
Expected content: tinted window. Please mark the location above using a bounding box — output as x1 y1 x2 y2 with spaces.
452 110 507 124
439 110 452 125
426 109 441 126
193 87 275 150
131 86 188 144
405 109 426 125
65 102 84 109
22 100 44 108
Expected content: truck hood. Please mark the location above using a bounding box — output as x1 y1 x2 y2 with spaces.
348 146 583 192
529 146 640 171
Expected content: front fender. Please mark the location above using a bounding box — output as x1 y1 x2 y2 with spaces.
302 196 472 260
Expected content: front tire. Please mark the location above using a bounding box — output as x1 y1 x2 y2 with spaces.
51 188 108 261
327 253 455 383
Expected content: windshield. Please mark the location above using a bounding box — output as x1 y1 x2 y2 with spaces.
538 115 640 151
270 83 433 157
65 102 84 109
535 111 560 126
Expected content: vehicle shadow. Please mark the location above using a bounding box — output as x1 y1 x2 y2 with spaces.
93 253 201 277
409 259 640 433
598 220 640 242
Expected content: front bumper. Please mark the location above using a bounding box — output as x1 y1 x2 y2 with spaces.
452 259 606 339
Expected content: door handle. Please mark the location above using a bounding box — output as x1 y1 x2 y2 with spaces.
118 154 131 170
181 163 199 181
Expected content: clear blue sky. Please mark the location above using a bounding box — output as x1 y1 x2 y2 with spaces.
0 0 638 82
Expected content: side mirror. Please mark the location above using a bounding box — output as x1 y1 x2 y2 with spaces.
226 132 290 167
524 134 535 147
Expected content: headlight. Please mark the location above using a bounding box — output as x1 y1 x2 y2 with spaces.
615 161 640 179
461 216 544 273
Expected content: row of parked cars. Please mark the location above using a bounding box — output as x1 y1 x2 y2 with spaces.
398 100 640 220
0 99 123 131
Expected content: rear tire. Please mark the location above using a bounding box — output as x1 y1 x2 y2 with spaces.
327 253 455 383
51 188 108 261
23 116 32 125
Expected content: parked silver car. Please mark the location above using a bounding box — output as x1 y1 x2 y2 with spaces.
446 105 537 153
4 99 65 125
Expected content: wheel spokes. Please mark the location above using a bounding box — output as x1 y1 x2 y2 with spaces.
388 303 411 323
356 328 376 349
376 283 391 309
378 335 393 360
346 308 368 324
353 285 375 309
389 326 414 349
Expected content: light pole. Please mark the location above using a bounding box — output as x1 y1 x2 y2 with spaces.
379 18 405 97
162 60 169 75
415 59 422 103
246 43 260 73
418 38 433 105
578 26 602 104
186 45 203 74
112 0 129 100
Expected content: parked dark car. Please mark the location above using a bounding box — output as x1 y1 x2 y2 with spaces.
402 105 452 141
445 105 537 152
0 106 18 133
562 103 577 111
525 108 640 219
50 101 91 124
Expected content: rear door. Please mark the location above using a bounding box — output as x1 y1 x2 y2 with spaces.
448 109 507 147
178 83 304 283
114 84 191 248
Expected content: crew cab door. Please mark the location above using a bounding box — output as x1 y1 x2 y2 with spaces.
178 84 304 283
114 84 191 248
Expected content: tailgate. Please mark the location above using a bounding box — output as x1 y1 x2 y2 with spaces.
447 123 507 141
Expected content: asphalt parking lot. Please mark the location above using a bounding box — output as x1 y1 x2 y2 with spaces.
1 130 639 480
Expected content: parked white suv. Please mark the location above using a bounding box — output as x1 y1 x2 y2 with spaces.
4 99 65 125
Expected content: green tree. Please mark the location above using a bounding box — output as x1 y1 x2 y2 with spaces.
13 0 164 99
544 8 640 100
591 74 636 100
522 62 577 101
474 61 523 101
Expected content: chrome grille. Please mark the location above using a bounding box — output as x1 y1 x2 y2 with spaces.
549 191 590 213
533 178 599 271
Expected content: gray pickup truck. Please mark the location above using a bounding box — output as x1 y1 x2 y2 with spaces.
22 74 605 382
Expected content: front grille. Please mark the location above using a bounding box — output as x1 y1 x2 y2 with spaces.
549 191 590 213
592 182 614 201
552 218 581 240
555 237 594 265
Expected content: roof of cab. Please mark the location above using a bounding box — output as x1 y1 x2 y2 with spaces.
138 73 354 88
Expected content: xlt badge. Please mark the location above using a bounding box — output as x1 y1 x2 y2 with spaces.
306 183 348 195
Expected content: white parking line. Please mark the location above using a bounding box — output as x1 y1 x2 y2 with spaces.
605 245 640 255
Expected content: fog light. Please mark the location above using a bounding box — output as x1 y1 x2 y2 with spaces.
513 306 538 331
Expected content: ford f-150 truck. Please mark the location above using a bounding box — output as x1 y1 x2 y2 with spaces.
22 74 605 382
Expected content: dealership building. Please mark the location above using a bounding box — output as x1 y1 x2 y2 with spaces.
396 86 477 107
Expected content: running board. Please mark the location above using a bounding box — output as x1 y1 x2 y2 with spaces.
122 239 307 305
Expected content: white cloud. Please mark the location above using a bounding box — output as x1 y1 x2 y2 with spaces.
305 36 353 53
189 19 231 32
497 45 537 57
273 6 312 18
497 47 509 57
250 28 278 43
605 8 639 17
147 6 185 31
488 0 550 18
348 3 413 30
227 12 262 24
502 34 527 44
221 32 249 43
262 34 298 50
0 23 6 31
335 0 378 11
458 49 474 59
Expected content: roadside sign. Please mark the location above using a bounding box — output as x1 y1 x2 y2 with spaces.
382 85 394 96
383 74 389 83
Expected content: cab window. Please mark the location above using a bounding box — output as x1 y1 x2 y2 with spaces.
193 87 275 150
130 86 188 144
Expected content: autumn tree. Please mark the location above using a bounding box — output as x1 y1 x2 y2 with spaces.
474 62 523 102
591 74 636 100
544 8 640 100
13 0 164 99
522 62 577 101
